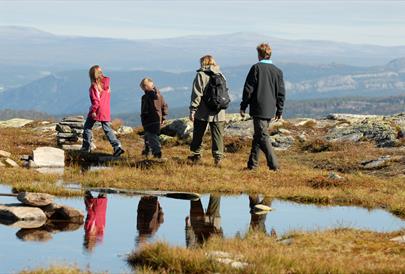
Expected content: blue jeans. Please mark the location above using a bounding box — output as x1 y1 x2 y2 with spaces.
82 117 121 151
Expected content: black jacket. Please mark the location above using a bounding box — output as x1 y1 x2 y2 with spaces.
240 62 285 119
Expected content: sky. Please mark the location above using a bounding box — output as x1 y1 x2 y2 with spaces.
0 0 404 46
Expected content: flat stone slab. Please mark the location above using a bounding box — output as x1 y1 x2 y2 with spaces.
4 158 19 167
62 116 84 123
17 192 54 207
33 146 65 167
0 150 11 158
0 204 47 222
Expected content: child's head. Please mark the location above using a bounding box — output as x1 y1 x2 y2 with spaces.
140 78 155 92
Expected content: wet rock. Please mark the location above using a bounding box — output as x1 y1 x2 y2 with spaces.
0 150 11 158
16 229 53 242
41 203 84 223
17 192 54 207
390 235 405 244
32 147 65 167
117 126 133 135
0 204 47 222
161 118 193 140
5 219 46 229
361 156 391 169
4 158 19 167
0 118 33 128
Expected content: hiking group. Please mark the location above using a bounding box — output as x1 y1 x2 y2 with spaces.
81 42 285 171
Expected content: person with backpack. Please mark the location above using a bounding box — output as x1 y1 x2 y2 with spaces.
188 55 230 167
240 43 286 171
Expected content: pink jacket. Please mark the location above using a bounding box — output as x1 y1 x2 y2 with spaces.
88 76 111 121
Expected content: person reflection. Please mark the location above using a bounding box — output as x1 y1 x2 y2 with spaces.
249 195 273 234
83 191 108 253
136 196 164 246
185 194 223 248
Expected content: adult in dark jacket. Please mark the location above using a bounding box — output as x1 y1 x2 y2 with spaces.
240 43 286 170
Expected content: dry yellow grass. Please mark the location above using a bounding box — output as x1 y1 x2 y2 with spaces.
128 229 405 273
1 123 405 218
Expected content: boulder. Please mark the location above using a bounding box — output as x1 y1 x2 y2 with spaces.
117 126 134 135
4 158 19 167
5 219 46 229
0 150 11 158
224 120 254 138
0 118 33 128
270 134 294 149
41 203 84 223
360 156 391 169
17 192 54 207
161 118 193 140
0 204 47 222
390 235 405 244
32 147 65 167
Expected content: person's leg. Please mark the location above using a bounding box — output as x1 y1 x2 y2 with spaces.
257 119 279 170
146 132 162 157
101 122 124 156
81 117 96 151
247 118 261 169
189 119 208 159
142 133 151 157
209 121 225 163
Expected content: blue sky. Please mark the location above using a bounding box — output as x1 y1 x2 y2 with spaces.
0 1 404 45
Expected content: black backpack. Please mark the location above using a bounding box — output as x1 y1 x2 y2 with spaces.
202 71 231 112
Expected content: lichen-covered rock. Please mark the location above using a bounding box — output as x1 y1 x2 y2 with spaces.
161 118 193 140
117 126 134 135
270 134 295 149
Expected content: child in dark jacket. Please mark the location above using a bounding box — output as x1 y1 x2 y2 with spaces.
140 78 168 159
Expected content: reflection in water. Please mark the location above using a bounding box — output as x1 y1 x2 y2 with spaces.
16 221 83 242
136 196 164 246
249 195 273 234
83 191 108 253
185 194 223 247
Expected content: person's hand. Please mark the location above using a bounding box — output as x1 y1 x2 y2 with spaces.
274 114 282 121
240 109 246 118
92 112 97 119
161 119 165 126
189 111 195 122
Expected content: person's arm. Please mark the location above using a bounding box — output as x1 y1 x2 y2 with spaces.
275 70 286 120
189 72 204 121
240 65 257 116
89 85 100 118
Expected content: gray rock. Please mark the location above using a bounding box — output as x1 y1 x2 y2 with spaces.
55 124 72 133
33 123 58 132
0 204 47 222
62 116 84 122
71 128 84 135
61 144 82 151
326 113 381 121
390 235 405 244
361 156 391 169
277 128 292 135
32 147 65 167
117 126 133 135
161 118 193 140
270 134 294 149
224 120 254 138
0 150 11 158
4 158 19 167
41 203 84 223
6 219 46 229
59 121 84 129
160 134 176 145
57 132 78 139
17 192 54 207
0 118 33 128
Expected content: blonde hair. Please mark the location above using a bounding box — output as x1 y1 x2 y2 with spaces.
200 55 217 68
139 77 153 89
89 65 103 91
256 43 272 59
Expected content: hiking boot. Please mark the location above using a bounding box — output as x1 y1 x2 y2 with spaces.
113 147 125 157
187 154 201 164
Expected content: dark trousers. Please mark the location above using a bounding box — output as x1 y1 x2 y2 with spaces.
190 120 224 160
143 131 161 156
247 118 278 170
82 117 121 151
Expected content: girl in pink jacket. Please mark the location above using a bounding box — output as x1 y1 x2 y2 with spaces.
81 65 125 157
